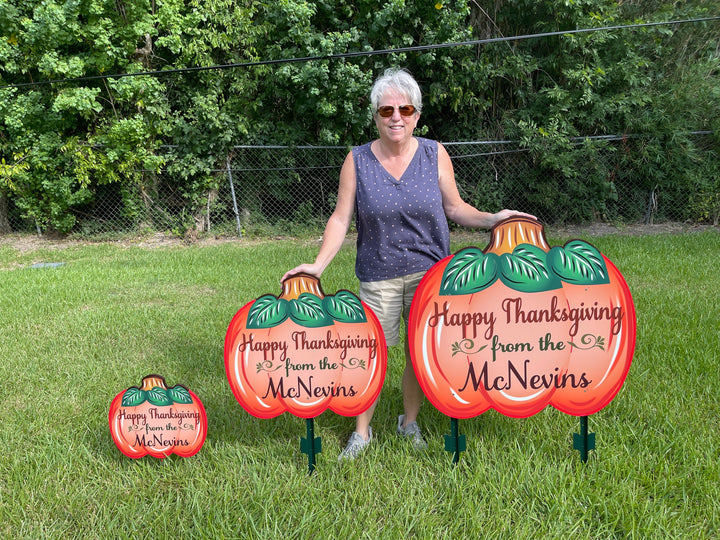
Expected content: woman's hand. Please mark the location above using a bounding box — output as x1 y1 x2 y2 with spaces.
492 209 537 226
281 263 323 284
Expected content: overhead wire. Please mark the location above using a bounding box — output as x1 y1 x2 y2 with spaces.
1 16 719 90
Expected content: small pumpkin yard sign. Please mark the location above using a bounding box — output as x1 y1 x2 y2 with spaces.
408 217 636 460
109 375 207 459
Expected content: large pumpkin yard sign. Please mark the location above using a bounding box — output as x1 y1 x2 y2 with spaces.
409 217 636 422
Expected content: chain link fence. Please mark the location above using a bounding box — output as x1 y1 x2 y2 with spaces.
3 133 718 238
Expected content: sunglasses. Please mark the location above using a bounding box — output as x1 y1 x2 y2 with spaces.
376 105 416 118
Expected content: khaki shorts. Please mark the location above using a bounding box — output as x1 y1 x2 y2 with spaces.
358 271 426 347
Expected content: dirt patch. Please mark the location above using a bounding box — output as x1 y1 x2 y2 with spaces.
546 221 713 238
0 231 246 252
0 222 714 253
451 221 714 245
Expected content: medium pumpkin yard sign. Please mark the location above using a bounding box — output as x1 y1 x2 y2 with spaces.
408 217 636 462
225 274 387 471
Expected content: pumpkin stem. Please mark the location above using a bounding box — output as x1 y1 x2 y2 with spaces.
485 217 550 255
141 375 168 391
280 273 325 300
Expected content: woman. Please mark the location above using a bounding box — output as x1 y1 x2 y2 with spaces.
282 67 535 459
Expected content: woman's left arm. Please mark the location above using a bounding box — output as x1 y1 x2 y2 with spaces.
438 143 536 228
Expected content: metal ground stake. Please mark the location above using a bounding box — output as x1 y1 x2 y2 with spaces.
300 418 322 473
444 417 466 465
573 415 595 463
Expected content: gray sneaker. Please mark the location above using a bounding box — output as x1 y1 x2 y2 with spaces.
397 415 428 450
338 427 372 461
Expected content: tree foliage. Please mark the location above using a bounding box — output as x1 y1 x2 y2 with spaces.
0 0 718 232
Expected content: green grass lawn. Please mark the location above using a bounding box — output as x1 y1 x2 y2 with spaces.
1 230 718 538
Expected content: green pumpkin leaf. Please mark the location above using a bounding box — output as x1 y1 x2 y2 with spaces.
121 387 146 407
323 291 367 323
499 245 562 292
289 293 333 327
147 386 173 406
247 295 289 329
440 248 499 295
167 385 193 404
548 241 610 285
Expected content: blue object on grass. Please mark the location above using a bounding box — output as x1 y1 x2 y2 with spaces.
29 262 65 269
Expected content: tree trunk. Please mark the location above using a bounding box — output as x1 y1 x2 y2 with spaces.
0 190 12 234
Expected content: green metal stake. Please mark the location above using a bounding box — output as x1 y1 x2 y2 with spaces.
444 417 466 465
573 415 595 463
300 418 322 474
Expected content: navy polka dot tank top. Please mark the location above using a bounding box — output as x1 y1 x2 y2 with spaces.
353 137 451 282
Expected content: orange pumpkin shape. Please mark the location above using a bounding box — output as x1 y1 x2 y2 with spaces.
109 375 207 458
408 217 636 419
225 274 387 419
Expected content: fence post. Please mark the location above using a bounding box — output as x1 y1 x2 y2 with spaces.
226 155 242 238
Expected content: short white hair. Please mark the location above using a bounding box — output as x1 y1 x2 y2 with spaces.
370 68 422 114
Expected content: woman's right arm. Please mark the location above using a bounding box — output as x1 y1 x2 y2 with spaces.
281 152 356 282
